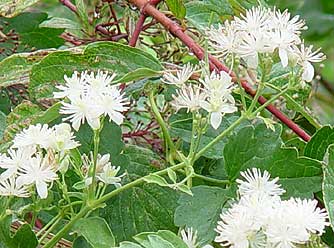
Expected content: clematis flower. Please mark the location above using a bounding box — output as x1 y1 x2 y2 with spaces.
12 124 53 149
0 176 30 198
171 85 207 113
162 63 196 87
17 154 58 199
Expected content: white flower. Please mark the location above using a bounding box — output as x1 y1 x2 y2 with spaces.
234 7 271 34
12 124 53 149
56 70 129 130
200 95 237 129
206 22 242 57
17 154 58 199
171 85 207 113
97 86 129 125
53 71 87 99
283 198 329 235
60 96 103 131
181 227 198 248
236 168 285 197
0 147 35 180
292 43 326 82
96 165 124 187
0 176 30 198
200 71 234 97
162 63 196 86
215 206 259 248
49 123 80 151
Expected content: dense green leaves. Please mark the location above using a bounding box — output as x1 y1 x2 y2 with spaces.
116 230 187 248
73 217 115 248
174 185 235 245
323 145 334 232
29 42 162 100
166 0 186 20
221 124 322 198
0 216 37 248
304 126 334 161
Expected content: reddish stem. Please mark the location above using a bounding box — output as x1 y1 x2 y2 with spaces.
59 0 77 12
129 0 311 142
129 0 161 47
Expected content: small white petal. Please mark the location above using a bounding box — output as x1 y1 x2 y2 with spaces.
210 112 222 129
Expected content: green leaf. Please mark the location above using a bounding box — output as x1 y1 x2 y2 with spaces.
100 146 178 243
0 111 6 140
0 215 37 248
72 236 93 248
40 17 81 30
0 51 48 88
166 0 186 19
304 126 334 161
144 174 169 187
29 42 162 100
185 0 233 30
323 145 334 232
0 12 64 50
222 123 323 198
75 0 90 31
114 68 162 84
174 185 235 245
73 217 115 248
116 230 187 248
0 0 40 17
170 113 249 159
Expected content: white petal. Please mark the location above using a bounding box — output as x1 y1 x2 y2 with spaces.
302 61 314 82
87 117 101 130
211 112 222 129
36 180 48 199
279 48 289 68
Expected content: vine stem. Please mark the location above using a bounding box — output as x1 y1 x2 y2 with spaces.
88 128 101 200
194 115 245 160
129 0 311 142
43 162 186 247
148 90 177 161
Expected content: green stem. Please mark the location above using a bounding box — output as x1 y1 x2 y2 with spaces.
88 128 101 200
38 214 63 245
43 206 90 248
149 91 177 160
194 174 230 185
194 115 245 160
238 80 248 111
252 87 289 116
36 213 61 237
247 80 265 114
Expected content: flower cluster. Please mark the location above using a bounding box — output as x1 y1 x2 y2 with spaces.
0 123 79 199
82 153 124 187
215 168 329 248
54 70 129 131
207 7 325 82
181 227 213 248
163 64 237 129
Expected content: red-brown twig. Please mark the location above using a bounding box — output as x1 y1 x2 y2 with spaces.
129 0 311 142
129 0 161 47
59 0 77 12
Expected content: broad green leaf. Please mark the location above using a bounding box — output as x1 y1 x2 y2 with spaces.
73 236 93 248
222 124 323 198
144 174 169 187
186 0 233 30
174 185 235 245
40 17 81 30
73 217 115 248
166 0 186 19
0 0 40 17
304 126 334 161
0 215 37 248
100 146 178 243
116 230 187 248
0 51 48 88
323 145 334 232
0 12 64 50
32 102 61 125
170 113 249 159
113 68 162 84
29 42 162 100
75 120 126 166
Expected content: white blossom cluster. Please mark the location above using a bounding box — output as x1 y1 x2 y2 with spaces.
215 168 329 248
206 7 326 82
54 70 129 131
83 153 125 187
163 64 237 129
0 123 79 199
